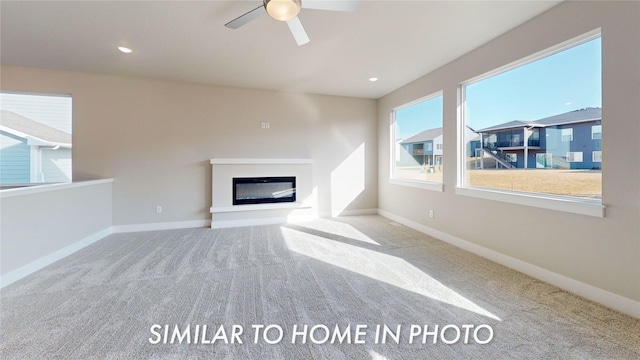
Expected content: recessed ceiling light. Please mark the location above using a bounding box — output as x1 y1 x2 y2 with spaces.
117 46 132 54
369 77 378 82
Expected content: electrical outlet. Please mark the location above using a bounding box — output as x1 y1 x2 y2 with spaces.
156 206 162 214
429 210 434 218
261 121 271 129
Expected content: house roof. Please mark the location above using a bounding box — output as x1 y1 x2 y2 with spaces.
534 107 602 126
0 110 72 147
474 120 535 133
475 107 602 133
401 127 443 144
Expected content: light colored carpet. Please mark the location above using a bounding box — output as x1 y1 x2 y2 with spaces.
1 215 638 359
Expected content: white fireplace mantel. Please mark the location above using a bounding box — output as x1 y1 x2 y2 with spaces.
210 158 314 165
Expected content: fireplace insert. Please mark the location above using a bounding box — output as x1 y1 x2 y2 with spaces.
233 176 296 205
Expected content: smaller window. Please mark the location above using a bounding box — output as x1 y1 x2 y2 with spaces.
505 153 517 163
561 128 574 142
591 125 602 139
592 151 602 162
391 92 443 189
566 151 583 162
536 153 552 168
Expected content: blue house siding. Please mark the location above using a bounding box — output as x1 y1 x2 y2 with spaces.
403 140 435 165
468 140 481 157
479 120 601 170
545 121 601 169
0 131 30 183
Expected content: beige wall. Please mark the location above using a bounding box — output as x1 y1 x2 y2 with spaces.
0 67 378 225
1 180 113 278
378 1 640 303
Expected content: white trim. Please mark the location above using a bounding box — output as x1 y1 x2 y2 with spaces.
337 208 378 216
0 227 113 289
377 209 640 319
389 178 444 192
211 202 311 213
319 208 379 218
0 178 114 198
455 186 605 217
112 220 210 233
210 158 313 165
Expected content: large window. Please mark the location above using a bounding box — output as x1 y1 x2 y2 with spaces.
0 92 72 185
460 31 602 213
391 92 443 189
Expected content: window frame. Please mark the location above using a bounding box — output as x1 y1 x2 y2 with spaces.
566 151 583 163
457 29 604 217
592 151 602 163
390 91 444 192
561 128 574 142
591 125 602 140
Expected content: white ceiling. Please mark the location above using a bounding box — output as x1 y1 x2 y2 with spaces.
0 0 561 99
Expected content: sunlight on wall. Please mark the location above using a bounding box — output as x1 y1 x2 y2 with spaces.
281 222 501 321
331 143 365 217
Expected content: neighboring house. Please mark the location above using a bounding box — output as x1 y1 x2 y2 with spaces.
400 127 481 168
0 110 72 183
468 133 482 158
400 127 443 167
474 107 602 170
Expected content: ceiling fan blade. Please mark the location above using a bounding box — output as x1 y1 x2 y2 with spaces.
224 5 266 29
287 17 310 46
302 0 361 12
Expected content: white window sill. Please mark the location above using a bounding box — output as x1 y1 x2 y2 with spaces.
455 186 605 217
389 178 444 192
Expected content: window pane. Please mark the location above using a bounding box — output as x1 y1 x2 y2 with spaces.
392 94 443 184
0 92 72 185
463 36 601 200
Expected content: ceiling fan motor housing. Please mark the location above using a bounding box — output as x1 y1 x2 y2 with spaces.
264 0 302 21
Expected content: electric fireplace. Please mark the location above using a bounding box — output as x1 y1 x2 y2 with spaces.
233 177 296 205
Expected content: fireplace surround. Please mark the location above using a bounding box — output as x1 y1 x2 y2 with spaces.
209 158 314 228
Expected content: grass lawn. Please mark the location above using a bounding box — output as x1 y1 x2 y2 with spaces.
395 166 601 199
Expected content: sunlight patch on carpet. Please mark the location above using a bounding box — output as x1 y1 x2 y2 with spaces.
281 224 501 321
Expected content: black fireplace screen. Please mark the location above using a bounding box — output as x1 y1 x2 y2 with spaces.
233 177 296 205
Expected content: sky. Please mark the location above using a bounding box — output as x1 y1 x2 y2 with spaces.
395 37 601 140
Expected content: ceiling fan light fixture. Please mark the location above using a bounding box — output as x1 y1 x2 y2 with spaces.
264 0 301 21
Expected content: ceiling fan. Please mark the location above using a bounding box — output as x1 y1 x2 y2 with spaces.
225 0 360 46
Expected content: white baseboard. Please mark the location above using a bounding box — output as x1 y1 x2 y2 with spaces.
112 220 210 233
321 208 379 218
377 209 640 319
0 227 113 289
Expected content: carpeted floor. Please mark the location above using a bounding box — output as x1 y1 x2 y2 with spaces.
1 215 639 359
